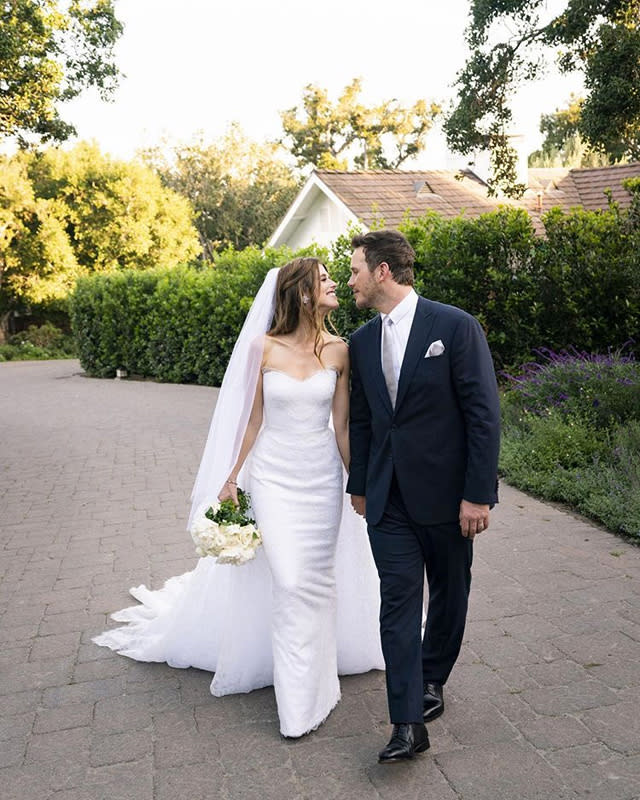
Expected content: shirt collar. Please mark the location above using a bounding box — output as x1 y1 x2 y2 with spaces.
381 289 418 326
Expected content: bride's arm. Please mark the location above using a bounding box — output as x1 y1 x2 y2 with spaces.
332 342 351 471
218 357 266 505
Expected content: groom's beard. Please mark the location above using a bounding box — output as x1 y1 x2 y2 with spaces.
354 285 385 311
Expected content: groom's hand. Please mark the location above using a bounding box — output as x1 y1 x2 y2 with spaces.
459 500 490 539
351 495 366 517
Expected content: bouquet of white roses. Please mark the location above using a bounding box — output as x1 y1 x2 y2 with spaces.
190 489 262 565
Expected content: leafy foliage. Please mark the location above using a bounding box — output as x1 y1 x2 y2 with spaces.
0 0 122 145
69 245 326 385
528 95 609 168
144 125 299 255
0 321 75 360
446 1 640 195
500 349 640 539
280 79 441 170
206 489 255 526
0 143 200 315
70 187 640 383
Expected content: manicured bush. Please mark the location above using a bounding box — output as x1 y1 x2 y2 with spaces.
329 199 639 371
500 348 640 540
0 322 76 361
69 245 326 384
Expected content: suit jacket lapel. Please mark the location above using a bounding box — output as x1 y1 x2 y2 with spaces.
394 297 436 412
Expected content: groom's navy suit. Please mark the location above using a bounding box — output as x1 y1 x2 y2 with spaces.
347 296 500 723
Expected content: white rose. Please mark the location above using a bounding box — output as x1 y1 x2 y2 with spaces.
217 545 255 565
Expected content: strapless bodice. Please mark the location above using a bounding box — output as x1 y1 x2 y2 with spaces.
261 367 338 434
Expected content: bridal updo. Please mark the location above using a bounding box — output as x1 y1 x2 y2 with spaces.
269 257 329 359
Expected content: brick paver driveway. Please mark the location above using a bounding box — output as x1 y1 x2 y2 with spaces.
1 359 639 799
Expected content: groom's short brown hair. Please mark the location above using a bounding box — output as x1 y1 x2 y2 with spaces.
351 230 415 286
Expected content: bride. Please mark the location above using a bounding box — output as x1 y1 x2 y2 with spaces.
94 257 384 738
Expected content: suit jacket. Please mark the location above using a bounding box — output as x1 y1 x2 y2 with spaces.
346 296 501 526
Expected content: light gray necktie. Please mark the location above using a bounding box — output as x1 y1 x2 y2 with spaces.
381 316 397 408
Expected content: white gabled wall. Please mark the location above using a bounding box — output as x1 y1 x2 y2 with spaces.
268 172 362 250
283 191 354 250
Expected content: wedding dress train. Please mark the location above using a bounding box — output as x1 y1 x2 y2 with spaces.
94 367 384 737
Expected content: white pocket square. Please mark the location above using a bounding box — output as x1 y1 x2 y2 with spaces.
425 339 445 358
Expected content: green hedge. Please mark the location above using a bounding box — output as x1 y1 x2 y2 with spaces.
69 246 325 385
71 197 640 384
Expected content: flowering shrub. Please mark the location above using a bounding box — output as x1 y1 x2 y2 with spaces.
500 347 640 540
502 344 640 428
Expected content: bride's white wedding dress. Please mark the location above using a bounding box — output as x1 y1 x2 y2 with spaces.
94 367 384 737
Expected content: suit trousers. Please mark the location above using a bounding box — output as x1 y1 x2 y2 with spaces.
367 474 473 723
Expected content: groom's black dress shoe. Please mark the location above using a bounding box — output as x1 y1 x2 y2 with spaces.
423 682 444 722
378 723 430 763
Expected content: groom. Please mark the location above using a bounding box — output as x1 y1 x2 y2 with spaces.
346 230 500 763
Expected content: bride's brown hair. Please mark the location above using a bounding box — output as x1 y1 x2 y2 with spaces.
269 257 328 360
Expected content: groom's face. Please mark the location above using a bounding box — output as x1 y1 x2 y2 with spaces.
349 247 380 309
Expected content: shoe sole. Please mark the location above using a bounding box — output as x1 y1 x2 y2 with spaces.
423 704 444 723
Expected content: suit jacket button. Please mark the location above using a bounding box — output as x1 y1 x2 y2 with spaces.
391 424 397 431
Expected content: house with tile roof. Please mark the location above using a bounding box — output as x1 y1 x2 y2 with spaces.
267 163 640 249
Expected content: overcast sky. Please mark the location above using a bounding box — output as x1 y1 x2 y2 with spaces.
61 0 583 166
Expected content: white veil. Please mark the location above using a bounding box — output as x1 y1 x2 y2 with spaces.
188 267 279 528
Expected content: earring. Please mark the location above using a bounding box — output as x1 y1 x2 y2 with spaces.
302 295 309 305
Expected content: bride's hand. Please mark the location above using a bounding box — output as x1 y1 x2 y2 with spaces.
218 479 239 506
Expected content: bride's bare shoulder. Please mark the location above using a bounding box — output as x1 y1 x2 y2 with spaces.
321 333 348 353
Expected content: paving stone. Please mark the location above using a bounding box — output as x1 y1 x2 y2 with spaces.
59 756 154 800
580 702 640 754
3 362 640 800
0 766 51 800
0 736 27 768
440 696 519 746
0 657 74 694
93 692 152 732
519 714 595 750
524 659 590 687
42 677 126 707
0 711 35 741
72 656 128 683
468 634 540 669
521 679 619 715
34 703 94 734
28 631 81 661
436 740 578 799
447 662 511 699
90 729 153 767
154 762 228 800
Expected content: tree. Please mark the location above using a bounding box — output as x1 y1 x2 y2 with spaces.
0 143 200 323
445 1 640 196
0 153 79 316
0 0 122 145
280 78 441 170
528 95 609 167
144 125 300 255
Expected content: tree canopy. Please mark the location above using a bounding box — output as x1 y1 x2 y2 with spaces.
0 0 122 145
445 0 640 195
144 126 300 255
280 79 441 170
0 143 200 312
528 95 609 168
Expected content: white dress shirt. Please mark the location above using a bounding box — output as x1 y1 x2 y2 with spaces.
380 289 419 383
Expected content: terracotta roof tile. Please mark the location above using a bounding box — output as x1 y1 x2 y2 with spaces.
314 163 640 234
